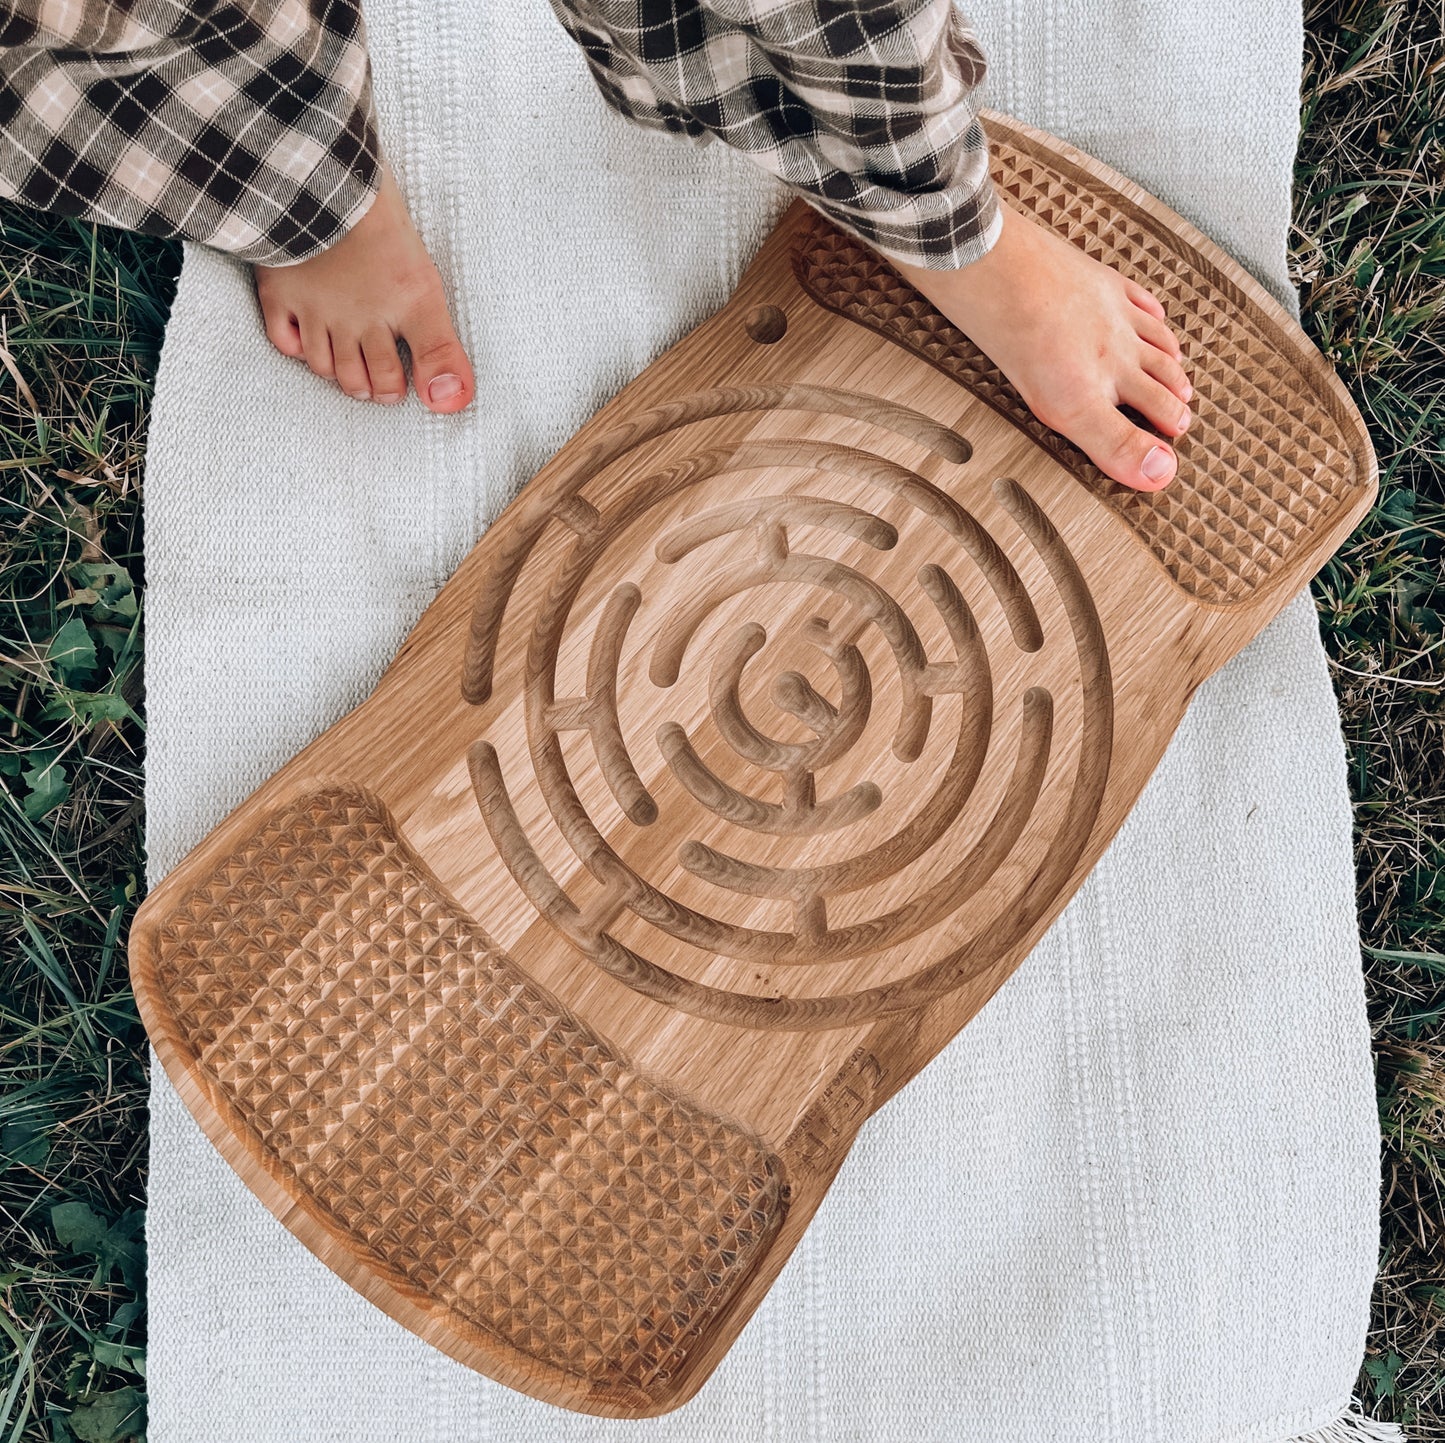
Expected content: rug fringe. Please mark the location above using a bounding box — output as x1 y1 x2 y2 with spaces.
1288 1397 1408 1442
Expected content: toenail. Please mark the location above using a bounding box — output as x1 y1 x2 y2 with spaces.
1177 406 1191 430
1182 380 1193 401
375 392 404 404
347 389 371 401
428 374 462 404
1142 446 1173 482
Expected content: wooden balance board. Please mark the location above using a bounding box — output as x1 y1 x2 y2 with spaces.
130 110 1377 1418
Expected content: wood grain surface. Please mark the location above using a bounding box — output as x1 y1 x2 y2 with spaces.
129 110 1378 1418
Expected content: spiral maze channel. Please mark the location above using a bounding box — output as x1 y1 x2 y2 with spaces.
464 385 1113 1031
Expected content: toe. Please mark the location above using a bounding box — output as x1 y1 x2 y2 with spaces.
331 332 373 401
1133 309 1183 362
261 301 305 361
297 313 336 382
1046 391 1179 492
254 268 305 359
1138 343 1193 404
1117 368 1192 438
1123 276 1166 321
361 326 408 403
399 279 474 413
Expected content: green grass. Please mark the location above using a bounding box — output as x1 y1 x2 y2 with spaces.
0 209 176 1441
0 0 1440 1437
1293 1 1445 1432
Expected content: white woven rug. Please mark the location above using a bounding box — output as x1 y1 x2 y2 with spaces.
140 1 1393 1438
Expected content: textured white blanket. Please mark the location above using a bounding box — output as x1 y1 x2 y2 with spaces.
141 1 1393 1438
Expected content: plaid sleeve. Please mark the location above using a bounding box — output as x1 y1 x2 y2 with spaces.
545 0 1002 269
0 0 382 266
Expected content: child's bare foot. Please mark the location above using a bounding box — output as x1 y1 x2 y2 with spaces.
890 205 1192 491
254 158 474 414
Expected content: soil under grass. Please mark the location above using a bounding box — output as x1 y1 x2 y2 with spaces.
0 1 1439 1437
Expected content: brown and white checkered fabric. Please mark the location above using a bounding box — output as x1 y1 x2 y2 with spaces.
0 0 1000 270
0 0 383 265
546 0 1000 268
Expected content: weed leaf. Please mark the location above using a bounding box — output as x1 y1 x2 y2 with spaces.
46 616 97 685
65 1385 144 1443
21 749 70 820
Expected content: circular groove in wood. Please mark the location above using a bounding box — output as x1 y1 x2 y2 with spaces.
461 384 974 706
465 395 1114 1029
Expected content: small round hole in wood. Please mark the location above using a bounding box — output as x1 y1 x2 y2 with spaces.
744 305 788 344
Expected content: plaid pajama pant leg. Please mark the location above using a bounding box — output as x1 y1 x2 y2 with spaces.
0 0 383 265
546 0 1002 268
0 0 1000 270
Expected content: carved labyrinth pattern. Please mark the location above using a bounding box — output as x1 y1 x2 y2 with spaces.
792 137 1360 606
464 385 1114 1031
155 788 786 1398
